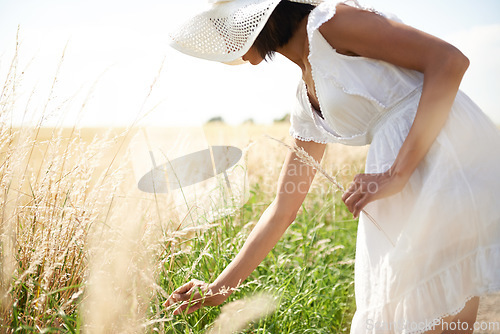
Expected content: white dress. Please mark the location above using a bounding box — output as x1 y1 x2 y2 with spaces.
289 1 500 333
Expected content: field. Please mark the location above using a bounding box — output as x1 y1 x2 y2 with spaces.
1 48 499 331
0 121 372 333
1 121 500 333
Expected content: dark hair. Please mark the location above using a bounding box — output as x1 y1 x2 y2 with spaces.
253 1 315 60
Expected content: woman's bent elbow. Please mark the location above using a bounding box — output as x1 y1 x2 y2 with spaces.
445 47 470 77
455 50 470 75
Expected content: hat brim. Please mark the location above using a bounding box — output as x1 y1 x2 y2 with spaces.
169 0 281 64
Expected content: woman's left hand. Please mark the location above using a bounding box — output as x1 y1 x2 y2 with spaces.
165 279 228 315
342 170 408 218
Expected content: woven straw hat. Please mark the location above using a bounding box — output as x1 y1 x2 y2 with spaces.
169 0 323 65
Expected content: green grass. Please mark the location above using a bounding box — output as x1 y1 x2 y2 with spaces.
157 182 358 334
2 34 364 331
2 145 359 333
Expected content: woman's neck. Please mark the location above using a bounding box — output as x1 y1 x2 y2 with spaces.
277 16 310 72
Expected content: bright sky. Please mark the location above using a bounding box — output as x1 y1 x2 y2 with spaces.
1 0 499 128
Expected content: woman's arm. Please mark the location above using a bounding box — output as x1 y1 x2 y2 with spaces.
165 139 326 315
319 4 469 218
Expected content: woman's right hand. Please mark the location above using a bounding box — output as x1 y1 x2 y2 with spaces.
164 279 228 315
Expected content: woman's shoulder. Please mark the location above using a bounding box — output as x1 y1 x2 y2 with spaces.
307 0 343 33
309 0 402 48
306 1 378 47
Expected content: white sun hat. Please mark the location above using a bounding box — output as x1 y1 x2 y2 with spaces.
169 0 323 65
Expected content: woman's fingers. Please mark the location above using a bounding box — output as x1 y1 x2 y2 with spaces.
352 196 369 218
342 173 379 217
171 281 193 297
165 283 192 307
182 285 205 302
341 175 358 202
344 189 371 218
173 297 204 315
165 279 210 314
172 285 207 315
343 188 365 215
343 174 370 213
166 280 197 306
343 171 407 218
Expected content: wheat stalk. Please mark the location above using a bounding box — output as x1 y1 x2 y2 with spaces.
266 135 395 247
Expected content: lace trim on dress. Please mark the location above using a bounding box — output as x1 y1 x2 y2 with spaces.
299 81 369 146
289 130 329 144
390 294 481 334
411 293 497 334
352 244 500 334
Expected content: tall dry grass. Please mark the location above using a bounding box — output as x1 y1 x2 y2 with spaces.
1 32 368 332
0 39 281 334
0 36 174 332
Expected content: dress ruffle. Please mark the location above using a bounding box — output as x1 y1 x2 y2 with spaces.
352 89 500 333
351 245 500 334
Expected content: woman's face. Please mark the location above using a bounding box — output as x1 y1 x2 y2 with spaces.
242 46 264 65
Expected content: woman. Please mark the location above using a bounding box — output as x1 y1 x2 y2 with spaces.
165 0 500 333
